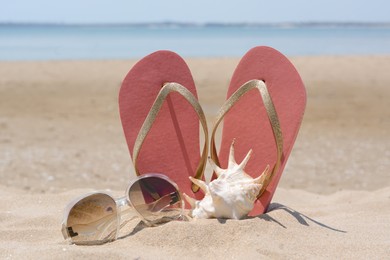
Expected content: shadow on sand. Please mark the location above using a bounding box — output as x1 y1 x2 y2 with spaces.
257 202 346 233
118 202 346 241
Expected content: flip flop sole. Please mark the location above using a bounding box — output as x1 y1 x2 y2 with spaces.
119 51 204 200
219 46 306 215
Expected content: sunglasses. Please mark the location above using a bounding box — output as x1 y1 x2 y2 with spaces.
61 173 184 245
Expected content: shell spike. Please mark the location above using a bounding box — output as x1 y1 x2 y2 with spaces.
183 193 197 209
238 149 253 170
189 176 209 194
228 139 237 168
254 165 270 185
208 157 224 177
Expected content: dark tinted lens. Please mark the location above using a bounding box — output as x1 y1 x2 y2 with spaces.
65 193 118 245
128 176 182 224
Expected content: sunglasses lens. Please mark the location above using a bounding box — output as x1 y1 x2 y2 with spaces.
64 193 118 245
128 176 183 224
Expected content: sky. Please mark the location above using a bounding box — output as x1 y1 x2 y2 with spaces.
0 0 389 24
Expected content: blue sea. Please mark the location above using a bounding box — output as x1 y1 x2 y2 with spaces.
1 24 390 60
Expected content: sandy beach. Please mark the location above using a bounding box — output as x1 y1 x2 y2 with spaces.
1 55 389 258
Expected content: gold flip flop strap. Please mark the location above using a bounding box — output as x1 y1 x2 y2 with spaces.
132 82 209 193
210 80 283 197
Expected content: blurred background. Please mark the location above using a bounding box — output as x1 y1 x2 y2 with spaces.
1 0 390 60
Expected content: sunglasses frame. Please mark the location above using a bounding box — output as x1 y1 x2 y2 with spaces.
61 173 184 245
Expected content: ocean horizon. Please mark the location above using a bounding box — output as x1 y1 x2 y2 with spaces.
1 22 390 60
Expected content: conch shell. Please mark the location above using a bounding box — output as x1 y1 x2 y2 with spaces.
183 141 270 219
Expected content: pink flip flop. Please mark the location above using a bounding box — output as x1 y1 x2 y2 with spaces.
119 51 208 202
210 46 306 216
